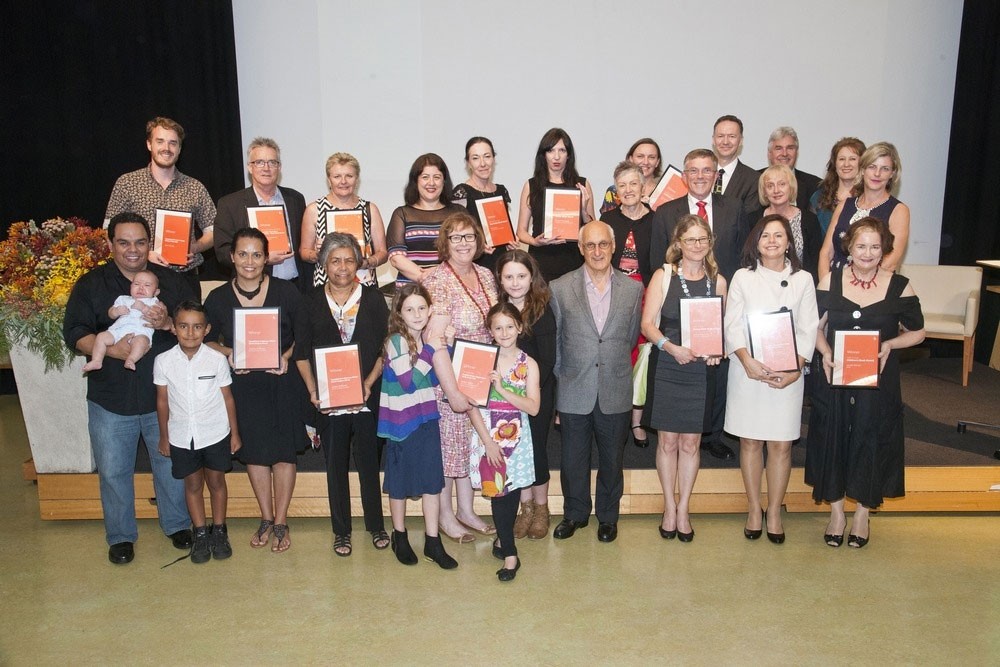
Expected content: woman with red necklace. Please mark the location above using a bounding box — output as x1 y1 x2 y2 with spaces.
806 217 924 549
422 212 500 542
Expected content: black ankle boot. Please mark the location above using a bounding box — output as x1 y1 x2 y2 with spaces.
423 535 458 569
391 529 418 565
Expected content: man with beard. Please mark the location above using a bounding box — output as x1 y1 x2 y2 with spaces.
105 117 216 296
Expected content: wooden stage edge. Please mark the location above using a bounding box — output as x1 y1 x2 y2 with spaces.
30 466 1000 520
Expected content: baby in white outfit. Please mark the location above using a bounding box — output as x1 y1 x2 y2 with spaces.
82 270 161 372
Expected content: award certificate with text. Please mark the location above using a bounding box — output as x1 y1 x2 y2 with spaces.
543 189 581 240
315 344 366 410
832 330 881 387
475 196 516 247
647 165 688 211
680 296 724 357
451 339 499 407
746 309 799 373
153 209 192 266
247 206 291 254
232 307 281 371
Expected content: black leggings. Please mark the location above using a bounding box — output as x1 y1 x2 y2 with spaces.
491 490 521 558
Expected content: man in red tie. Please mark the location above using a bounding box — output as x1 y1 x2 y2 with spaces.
648 148 746 461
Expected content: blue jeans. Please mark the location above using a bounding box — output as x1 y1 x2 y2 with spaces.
87 401 190 544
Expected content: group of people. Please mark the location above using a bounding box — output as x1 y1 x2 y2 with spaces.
64 115 926 579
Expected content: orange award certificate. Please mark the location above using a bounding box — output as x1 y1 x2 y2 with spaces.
315 344 365 410
543 189 582 240
746 310 799 373
451 339 499 407
329 210 365 249
832 330 880 387
232 307 281 370
647 165 688 211
153 209 192 266
247 206 290 254
680 297 724 357
474 196 516 247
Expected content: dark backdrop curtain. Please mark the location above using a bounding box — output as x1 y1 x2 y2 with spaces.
940 1 1000 264
0 1 244 237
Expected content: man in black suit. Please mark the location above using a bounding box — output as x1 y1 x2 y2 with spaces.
765 126 821 212
648 148 746 460
712 115 759 215
214 137 312 291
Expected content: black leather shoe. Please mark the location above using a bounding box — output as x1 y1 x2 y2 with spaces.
677 528 695 543
108 541 134 564
492 539 503 561
597 522 618 542
702 440 735 460
745 510 763 540
552 518 588 539
496 557 521 582
631 425 649 448
169 529 193 550
659 526 677 540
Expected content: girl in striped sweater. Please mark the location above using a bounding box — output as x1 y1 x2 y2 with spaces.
377 283 457 569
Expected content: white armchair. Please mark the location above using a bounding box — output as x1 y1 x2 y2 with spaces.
898 264 983 386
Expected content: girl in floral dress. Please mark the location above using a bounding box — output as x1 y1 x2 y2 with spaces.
469 303 539 582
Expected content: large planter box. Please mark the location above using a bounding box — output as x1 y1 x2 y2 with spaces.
8 345 94 473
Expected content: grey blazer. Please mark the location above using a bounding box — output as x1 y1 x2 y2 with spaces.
550 267 643 415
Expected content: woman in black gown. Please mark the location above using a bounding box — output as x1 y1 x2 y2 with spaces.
805 217 924 548
204 228 309 553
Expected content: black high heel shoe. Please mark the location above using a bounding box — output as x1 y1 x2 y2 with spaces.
765 508 785 544
744 510 763 540
824 520 846 547
631 425 649 448
847 521 870 548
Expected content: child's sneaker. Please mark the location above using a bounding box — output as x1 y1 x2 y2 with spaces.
191 526 211 564
210 523 232 560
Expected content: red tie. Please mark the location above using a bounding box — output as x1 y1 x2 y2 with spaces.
696 200 708 221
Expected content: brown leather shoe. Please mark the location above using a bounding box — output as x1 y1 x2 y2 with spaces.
513 500 534 539
527 503 550 539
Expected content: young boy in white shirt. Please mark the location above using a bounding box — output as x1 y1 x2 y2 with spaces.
154 301 242 563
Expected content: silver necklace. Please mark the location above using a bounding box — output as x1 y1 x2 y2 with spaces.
677 264 711 297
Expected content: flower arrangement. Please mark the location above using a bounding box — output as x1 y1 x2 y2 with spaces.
0 217 110 370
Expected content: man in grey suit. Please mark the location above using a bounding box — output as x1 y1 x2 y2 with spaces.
214 137 312 291
712 114 759 215
550 221 642 543
765 126 821 213
648 149 746 461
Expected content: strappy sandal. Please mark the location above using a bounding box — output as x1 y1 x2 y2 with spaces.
271 524 290 553
370 529 390 550
333 533 352 557
250 519 273 548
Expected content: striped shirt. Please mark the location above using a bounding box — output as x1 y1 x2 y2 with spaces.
377 335 440 442
386 204 464 286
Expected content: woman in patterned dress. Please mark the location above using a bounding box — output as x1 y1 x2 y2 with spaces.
422 212 499 541
300 152 388 288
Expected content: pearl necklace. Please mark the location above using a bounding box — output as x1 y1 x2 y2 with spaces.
677 264 711 297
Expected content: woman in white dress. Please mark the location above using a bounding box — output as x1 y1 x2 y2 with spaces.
724 214 818 543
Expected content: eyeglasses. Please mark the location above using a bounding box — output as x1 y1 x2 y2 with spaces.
448 233 477 244
681 237 712 247
250 159 281 169
582 240 612 252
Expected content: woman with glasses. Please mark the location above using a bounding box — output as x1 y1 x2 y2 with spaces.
421 212 500 543
300 152 388 288
818 142 910 279
640 215 727 542
747 165 823 283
